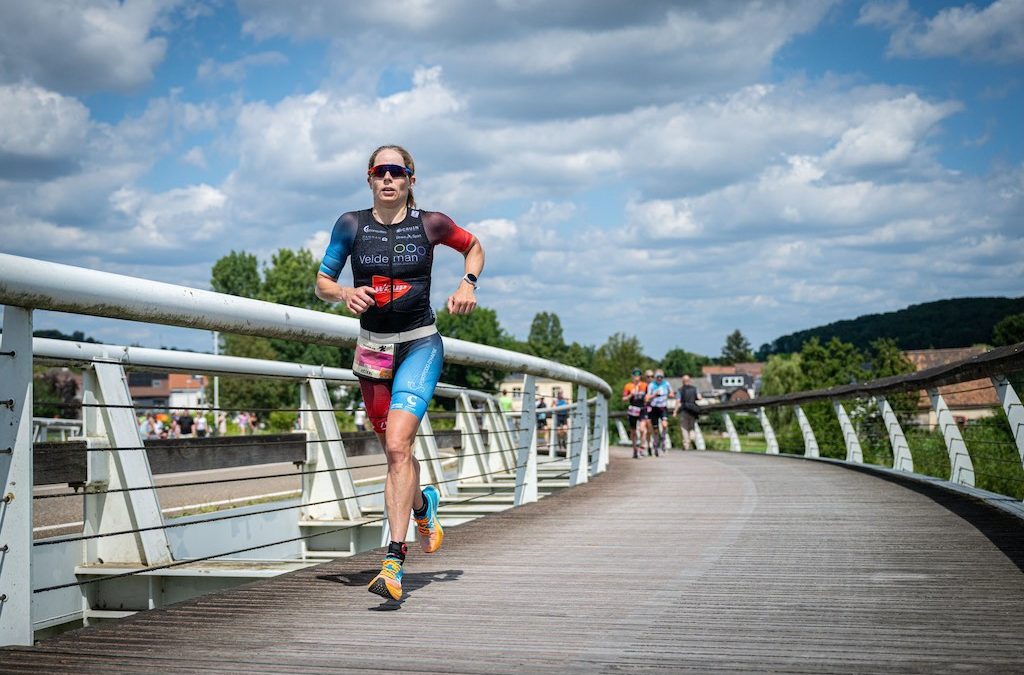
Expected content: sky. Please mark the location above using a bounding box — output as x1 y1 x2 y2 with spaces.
1 0 1022 359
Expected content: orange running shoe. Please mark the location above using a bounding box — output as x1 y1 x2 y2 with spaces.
414 485 444 553
367 557 403 601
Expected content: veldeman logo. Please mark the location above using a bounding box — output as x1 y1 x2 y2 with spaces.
359 254 389 264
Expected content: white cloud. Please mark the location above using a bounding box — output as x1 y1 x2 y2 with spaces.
182 146 207 168
197 51 288 82
238 1 836 117
860 0 1024 63
110 183 227 248
0 83 91 179
0 0 175 93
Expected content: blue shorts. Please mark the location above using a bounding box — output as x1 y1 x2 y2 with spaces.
359 332 444 433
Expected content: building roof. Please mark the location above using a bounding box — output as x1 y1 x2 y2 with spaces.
904 347 998 410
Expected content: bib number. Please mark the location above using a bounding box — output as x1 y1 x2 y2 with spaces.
627 405 642 417
353 337 395 380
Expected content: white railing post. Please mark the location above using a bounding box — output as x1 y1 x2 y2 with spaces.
84 361 172 567
455 393 490 483
0 306 33 646
615 418 629 445
570 386 589 485
514 375 538 505
723 413 741 452
759 407 779 454
991 375 1024 481
299 378 360 520
794 405 820 458
594 395 610 473
414 413 451 496
480 397 515 474
929 388 975 487
877 396 913 472
693 420 706 450
833 401 864 463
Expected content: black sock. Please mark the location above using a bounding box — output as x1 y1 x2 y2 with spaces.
412 490 429 519
387 540 407 562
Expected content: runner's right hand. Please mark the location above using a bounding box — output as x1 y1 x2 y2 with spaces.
342 286 375 315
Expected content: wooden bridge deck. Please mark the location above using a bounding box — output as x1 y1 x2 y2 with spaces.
4 448 1023 673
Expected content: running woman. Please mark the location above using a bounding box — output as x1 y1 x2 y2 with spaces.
315 145 484 601
645 370 673 456
621 368 647 458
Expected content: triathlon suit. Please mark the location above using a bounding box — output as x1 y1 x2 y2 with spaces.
319 208 475 433
623 381 647 430
647 380 672 425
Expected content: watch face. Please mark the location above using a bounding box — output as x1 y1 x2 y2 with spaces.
466 273 478 283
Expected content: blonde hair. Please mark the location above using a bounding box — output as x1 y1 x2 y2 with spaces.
368 144 416 208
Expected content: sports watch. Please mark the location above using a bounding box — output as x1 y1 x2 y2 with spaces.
462 273 478 289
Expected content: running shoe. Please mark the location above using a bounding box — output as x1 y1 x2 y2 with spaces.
414 485 444 554
367 557 403 601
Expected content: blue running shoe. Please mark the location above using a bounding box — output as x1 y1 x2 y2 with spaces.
367 556 403 600
414 485 444 553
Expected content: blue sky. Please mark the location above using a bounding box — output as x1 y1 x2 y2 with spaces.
1 0 1021 359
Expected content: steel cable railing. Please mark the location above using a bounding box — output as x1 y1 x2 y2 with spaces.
31 455 572 593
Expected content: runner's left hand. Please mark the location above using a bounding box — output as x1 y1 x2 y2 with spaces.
448 283 477 315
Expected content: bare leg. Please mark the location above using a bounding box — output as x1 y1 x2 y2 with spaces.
376 409 426 544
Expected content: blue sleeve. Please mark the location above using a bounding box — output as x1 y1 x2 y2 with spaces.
318 212 358 279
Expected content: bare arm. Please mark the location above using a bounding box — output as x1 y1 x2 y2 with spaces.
447 237 485 315
316 273 375 315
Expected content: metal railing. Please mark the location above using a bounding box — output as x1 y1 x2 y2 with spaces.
0 252 611 645
696 342 1024 506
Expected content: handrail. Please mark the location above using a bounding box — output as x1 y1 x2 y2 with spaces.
0 253 611 396
704 341 1024 411
33 336 493 402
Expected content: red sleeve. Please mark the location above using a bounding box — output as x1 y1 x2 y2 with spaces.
423 211 475 253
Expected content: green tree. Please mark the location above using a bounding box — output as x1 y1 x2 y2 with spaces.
435 306 513 392
527 311 566 360
992 312 1024 346
215 334 295 414
721 329 754 364
759 354 804 452
661 348 709 377
562 342 595 371
210 250 261 298
591 332 650 409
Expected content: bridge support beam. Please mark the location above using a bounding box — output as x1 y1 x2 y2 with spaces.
991 375 1024 481
299 378 360 521
0 306 33 646
759 407 779 455
514 375 538 505
795 405 820 458
723 413 741 452
456 393 489 484
877 396 913 472
480 397 515 475
570 386 589 486
693 421 706 450
929 388 975 487
833 401 863 463
594 395 609 474
84 361 172 567
615 418 629 446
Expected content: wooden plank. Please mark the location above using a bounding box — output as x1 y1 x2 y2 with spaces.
8 448 1024 672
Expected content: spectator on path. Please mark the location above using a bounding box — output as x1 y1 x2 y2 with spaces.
674 374 702 450
195 413 208 438
499 389 513 412
536 396 549 448
555 389 570 452
177 410 195 438
354 401 367 432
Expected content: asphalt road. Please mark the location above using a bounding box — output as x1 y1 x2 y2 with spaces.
33 454 391 540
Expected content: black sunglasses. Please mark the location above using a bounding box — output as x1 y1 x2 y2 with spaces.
368 164 413 178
